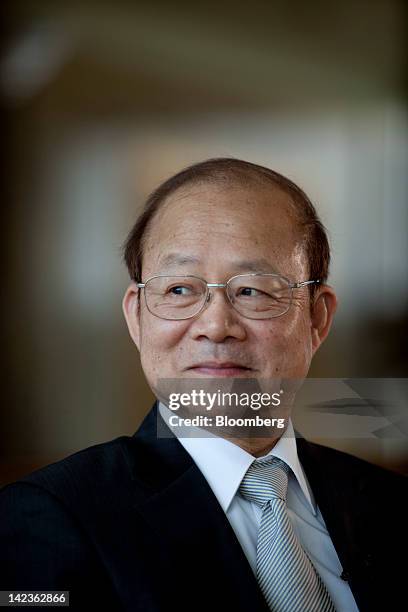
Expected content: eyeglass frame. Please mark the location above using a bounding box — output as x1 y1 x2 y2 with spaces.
136 273 321 321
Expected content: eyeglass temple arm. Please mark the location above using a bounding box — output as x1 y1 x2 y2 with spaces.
291 280 321 289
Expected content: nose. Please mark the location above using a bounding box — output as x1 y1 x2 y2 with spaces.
189 287 247 343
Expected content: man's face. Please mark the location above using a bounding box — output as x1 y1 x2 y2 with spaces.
123 182 336 398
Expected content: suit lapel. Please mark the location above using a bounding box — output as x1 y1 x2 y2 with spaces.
297 436 378 610
297 437 353 566
131 402 269 612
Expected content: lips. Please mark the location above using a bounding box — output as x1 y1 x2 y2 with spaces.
187 362 252 377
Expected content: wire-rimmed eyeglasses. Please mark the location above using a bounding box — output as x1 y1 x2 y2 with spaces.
136 273 320 320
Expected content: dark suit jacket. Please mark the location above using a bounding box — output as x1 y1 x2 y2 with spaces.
0 402 406 611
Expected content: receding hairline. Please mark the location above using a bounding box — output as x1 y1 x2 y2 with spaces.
141 172 305 253
122 157 331 291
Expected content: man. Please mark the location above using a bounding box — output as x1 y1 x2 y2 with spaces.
0 158 405 611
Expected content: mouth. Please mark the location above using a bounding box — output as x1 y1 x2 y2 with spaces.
186 362 253 377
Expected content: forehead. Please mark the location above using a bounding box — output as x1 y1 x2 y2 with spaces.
143 182 306 274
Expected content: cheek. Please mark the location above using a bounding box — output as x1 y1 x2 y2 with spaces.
139 311 190 364
259 314 305 346
256 312 312 371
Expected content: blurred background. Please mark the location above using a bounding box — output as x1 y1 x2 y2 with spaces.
1 0 407 485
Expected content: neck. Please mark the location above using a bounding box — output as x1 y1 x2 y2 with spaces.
223 434 282 457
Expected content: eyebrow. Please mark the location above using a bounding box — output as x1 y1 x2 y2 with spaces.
157 253 279 274
158 254 201 268
233 259 280 273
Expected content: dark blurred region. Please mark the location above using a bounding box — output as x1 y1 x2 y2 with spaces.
1 0 407 485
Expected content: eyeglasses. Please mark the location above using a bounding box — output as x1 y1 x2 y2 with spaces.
137 273 320 320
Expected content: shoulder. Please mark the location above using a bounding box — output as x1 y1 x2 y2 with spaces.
0 434 141 545
297 437 406 497
0 435 139 594
29 434 132 484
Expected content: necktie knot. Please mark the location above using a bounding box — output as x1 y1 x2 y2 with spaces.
239 456 289 507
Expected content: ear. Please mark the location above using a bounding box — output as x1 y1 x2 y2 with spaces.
122 282 141 351
310 285 338 356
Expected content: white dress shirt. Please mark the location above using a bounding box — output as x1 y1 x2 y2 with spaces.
159 402 359 612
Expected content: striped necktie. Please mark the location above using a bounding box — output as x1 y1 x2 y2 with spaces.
239 456 336 612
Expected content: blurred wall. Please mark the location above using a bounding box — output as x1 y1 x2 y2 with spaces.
1 0 407 484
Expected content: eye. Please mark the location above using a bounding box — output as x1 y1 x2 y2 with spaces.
238 287 264 297
167 285 193 295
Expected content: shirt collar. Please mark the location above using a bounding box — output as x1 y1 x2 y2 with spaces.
158 402 316 515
